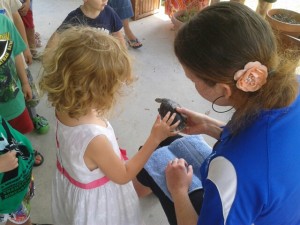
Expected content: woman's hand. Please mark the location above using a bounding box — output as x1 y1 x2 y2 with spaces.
177 107 225 139
176 107 209 134
166 158 199 225
166 158 193 196
0 151 18 173
149 112 180 145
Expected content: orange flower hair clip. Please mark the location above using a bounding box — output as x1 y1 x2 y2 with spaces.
234 61 268 92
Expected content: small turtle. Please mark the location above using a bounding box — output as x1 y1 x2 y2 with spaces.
155 98 186 131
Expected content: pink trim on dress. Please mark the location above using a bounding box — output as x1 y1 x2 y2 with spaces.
55 121 129 189
57 160 110 189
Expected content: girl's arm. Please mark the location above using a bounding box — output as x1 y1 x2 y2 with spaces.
84 113 179 184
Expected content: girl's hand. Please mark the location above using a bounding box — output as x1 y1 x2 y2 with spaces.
149 112 180 144
166 158 193 196
22 83 33 101
18 1 30 16
0 151 18 173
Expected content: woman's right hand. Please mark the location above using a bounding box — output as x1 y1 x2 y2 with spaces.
0 151 18 173
166 158 193 196
149 112 180 144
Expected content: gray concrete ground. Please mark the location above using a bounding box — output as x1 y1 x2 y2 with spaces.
27 0 299 224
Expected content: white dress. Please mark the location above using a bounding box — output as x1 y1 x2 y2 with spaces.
52 120 143 225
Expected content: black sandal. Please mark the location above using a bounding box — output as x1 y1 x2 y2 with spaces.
33 150 44 167
127 38 143 49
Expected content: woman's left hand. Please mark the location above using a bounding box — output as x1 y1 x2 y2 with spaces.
166 158 193 196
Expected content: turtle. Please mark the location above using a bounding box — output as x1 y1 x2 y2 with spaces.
155 98 187 131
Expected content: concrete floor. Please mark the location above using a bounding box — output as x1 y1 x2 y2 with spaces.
27 0 299 224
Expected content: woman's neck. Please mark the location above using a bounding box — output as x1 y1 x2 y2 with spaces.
80 4 100 19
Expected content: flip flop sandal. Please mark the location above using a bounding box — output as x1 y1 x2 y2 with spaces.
33 150 44 167
127 38 143 49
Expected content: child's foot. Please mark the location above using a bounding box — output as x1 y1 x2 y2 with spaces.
30 48 42 60
32 115 50 134
33 149 44 167
125 36 143 49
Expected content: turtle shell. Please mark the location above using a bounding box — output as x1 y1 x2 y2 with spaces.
155 98 186 131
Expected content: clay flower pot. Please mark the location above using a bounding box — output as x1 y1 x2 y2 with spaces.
171 0 209 32
266 8 300 49
171 10 189 31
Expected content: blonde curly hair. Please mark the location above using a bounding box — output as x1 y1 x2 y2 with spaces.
40 26 133 119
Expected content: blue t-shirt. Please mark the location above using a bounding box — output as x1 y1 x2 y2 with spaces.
59 6 123 35
199 91 300 225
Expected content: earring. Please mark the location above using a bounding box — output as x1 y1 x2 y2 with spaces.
212 95 234 113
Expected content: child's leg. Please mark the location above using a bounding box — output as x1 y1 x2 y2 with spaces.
25 68 50 135
20 9 35 49
132 177 152 197
25 26 35 51
123 19 142 49
5 177 34 225
20 9 40 60
8 109 34 134
34 32 42 48
256 0 273 18
25 68 39 108
27 106 49 135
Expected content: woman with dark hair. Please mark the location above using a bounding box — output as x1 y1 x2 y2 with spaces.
135 2 300 225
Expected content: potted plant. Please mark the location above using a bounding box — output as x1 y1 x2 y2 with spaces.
171 0 209 31
266 8 300 50
171 8 198 30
